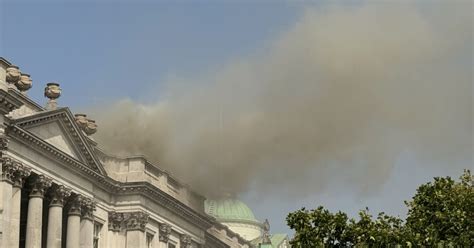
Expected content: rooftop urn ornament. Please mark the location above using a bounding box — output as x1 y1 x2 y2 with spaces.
84 119 97 135
74 114 98 135
44 82 61 110
74 114 88 129
6 65 21 86
16 73 33 93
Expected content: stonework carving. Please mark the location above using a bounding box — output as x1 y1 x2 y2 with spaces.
29 174 53 198
44 82 61 110
74 114 88 129
124 211 149 232
108 211 149 232
0 136 9 153
262 219 271 244
68 194 84 216
6 65 21 85
81 197 96 220
1 157 20 183
159 223 172 243
12 164 31 188
16 73 33 92
108 212 125 232
8 105 36 119
74 114 97 135
84 119 97 135
49 184 72 207
180 234 192 248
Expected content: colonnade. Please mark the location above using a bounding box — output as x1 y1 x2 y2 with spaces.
1 157 96 248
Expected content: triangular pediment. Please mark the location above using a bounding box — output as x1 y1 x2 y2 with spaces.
10 108 106 175
27 120 81 159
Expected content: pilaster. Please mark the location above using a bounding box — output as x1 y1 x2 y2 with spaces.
180 234 192 248
159 223 172 248
159 223 172 243
80 197 96 248
106 211 149 248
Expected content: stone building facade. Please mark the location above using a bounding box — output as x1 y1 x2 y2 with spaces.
0 57 252 248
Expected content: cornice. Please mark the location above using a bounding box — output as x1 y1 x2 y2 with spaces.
111 181 215 229
8 125 105 179
205 232 231 248
218 218 264 228
10 108 106 175
7 88 44 111
7 124 215 230
212 222 254 247
0 88 24 114
0 57 12 67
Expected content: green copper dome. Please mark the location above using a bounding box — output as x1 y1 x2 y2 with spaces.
205 199 259 223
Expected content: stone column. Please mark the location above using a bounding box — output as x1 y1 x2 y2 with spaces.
66 195 83 248
124 211 149 248
180 234 192 248
46 185 71 248
108 212 124 248
10 163 31 248
80 198 95 248
158 223 172 248
1 157 19 248
25 174 52 248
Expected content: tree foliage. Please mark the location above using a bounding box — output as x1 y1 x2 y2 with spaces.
286 170 473 247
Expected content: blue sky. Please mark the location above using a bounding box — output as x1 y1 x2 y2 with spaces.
2 0 472 235
1 1 304 106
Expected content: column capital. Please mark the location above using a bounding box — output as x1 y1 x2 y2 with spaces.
29 174 53 198
49 184 72 207
68 194 84 216
180 234 192 248
12 163 31 188
108 212 125 232
1 157 21 183
80 197 96 221
124 211 149 232
0 136 9 152
159 223 172 243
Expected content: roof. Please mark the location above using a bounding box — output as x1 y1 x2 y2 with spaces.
270 234 288 246
251 234 289 248
205 198 259 224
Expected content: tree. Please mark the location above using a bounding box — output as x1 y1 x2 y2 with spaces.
404 170 473 246
286 170 473 247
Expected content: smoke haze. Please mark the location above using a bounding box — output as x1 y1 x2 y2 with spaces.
93 3 472 198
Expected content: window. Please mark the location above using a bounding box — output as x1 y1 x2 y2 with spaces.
168 243 176 248
146 233 154 248
93 222 102 248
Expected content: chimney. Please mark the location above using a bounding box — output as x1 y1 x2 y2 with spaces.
44 82 61 110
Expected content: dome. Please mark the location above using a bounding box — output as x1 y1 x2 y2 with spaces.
205 198 263 241
205 198 258 223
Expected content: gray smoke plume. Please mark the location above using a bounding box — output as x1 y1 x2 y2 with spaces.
92 3 472 198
